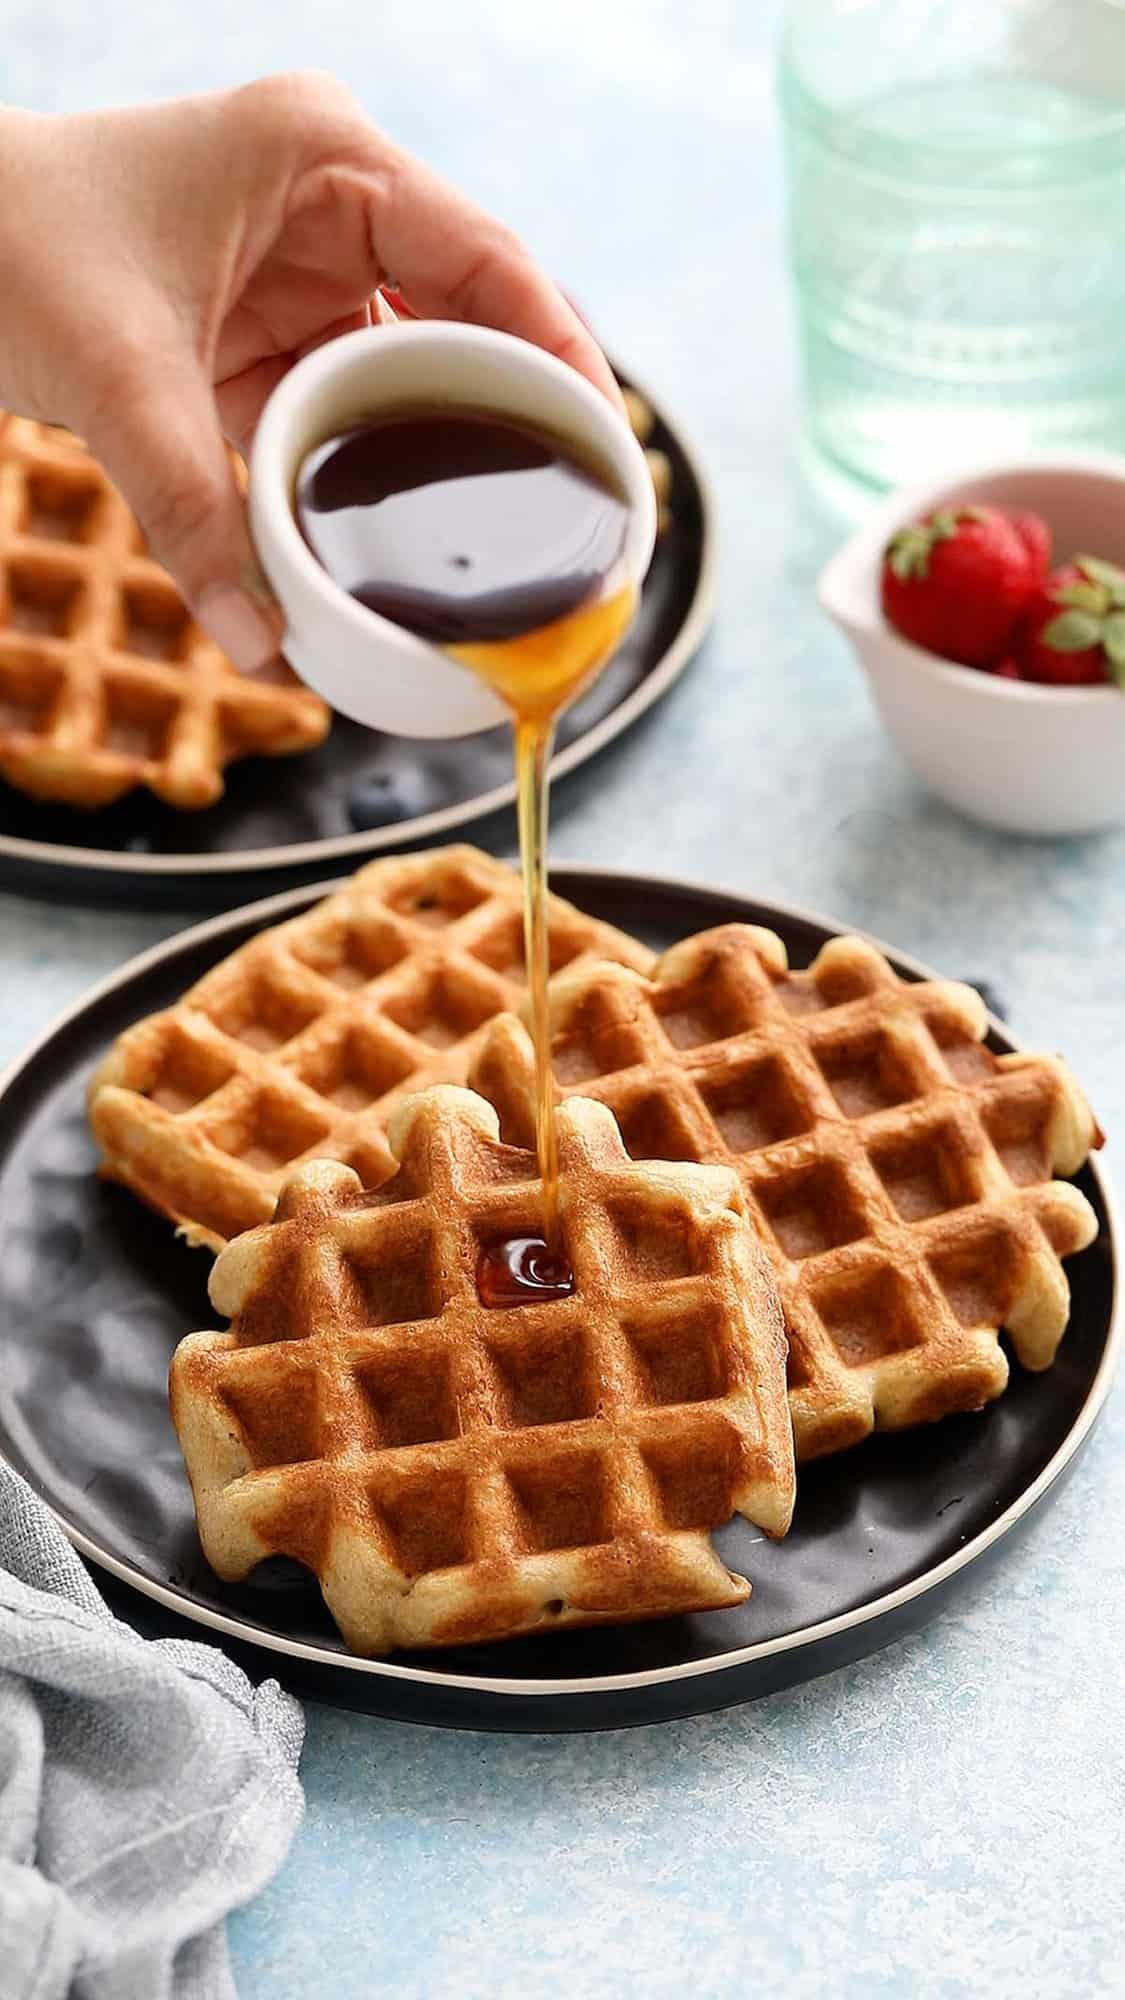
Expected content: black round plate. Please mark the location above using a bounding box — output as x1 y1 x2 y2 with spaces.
0 376 712 906
0 869 1117 1730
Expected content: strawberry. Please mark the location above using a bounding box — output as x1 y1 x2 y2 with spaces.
992 654 1023 680
881 506 1038 667
1008 511 1052 586
1017 556 1125 687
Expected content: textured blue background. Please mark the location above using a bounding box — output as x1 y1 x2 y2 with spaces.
0 4 1122 1993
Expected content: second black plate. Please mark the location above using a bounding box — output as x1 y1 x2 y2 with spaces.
0 375 712 904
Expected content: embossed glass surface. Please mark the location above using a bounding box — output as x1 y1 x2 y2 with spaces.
780 0 1125 498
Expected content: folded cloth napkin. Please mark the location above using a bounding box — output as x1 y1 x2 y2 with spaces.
0 1460 305 2000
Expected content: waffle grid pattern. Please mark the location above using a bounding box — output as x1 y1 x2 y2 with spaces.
171 1088 794 1653
0 414 328 807
470 924 1099 1461
89 847 654 1249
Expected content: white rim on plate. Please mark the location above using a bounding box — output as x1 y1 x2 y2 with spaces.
0 371 716 881
0 862 1117 1698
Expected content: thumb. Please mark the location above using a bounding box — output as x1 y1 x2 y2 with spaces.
80 355 282 673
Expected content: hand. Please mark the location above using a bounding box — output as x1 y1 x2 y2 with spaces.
0 75 622 670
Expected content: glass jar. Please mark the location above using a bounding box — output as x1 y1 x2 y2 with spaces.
779 0 1125 504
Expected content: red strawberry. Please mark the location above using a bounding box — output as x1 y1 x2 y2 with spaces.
1017 556 1125 687
881 506 1037 667
992 654 1024 680
1008 511 1051 586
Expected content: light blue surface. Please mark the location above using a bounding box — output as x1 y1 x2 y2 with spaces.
1 6 1123 1995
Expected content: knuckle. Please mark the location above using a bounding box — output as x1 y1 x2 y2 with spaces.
238 69 365 141
445 228 532 321
483 219 530 268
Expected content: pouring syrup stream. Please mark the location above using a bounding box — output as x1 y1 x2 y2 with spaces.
295 406 636 1260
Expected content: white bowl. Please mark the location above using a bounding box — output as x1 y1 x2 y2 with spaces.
817 453 1125 836
249 322 657 738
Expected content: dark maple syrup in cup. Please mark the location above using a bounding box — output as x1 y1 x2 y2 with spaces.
296 406 638 1277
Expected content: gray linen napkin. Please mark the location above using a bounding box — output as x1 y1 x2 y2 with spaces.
0 1460 305 2000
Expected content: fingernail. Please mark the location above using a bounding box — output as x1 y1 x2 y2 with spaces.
198 584 280 672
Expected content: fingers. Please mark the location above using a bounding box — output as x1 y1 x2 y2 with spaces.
81 351 282 671
151 71 623 415
357 149 624 409
215 307 371 453
215 357 293 454
295 304 373 359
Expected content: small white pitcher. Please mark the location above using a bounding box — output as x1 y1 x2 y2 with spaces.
249 322 657 737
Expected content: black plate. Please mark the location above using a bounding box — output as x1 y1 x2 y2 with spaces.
0 869 1117 1730
0 376 712 906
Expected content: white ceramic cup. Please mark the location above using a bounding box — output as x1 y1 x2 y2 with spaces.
249 322 658 737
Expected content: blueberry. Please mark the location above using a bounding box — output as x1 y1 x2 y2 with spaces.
348 764 441 830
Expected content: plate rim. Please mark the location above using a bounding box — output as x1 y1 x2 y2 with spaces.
1 860 1118 1698
0 368 715 884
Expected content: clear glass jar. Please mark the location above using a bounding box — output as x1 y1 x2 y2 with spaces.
779 0 1125 504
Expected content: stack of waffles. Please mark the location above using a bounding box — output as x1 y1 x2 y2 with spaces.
88 845 1102 1652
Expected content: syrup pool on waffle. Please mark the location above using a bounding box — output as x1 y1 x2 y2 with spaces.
296 407 638 1261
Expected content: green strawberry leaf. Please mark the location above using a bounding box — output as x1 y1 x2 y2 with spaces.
886 507 980 581
1102 611 1125 681
1058 580 1109 615
887 527 931 582
1077 554 1125 607
1042 608 1103 652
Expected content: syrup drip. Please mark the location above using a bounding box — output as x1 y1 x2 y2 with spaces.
455 586 634 1241
296 407 637 1244
477 1235 576 1309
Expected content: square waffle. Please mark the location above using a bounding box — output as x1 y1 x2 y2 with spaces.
468 924 1102 1461
0 413 329 807
170 1085 795 1653
88 845 654 1251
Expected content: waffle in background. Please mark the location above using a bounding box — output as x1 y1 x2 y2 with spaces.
88 846 654 1251
0 414 329 808
469 925 1101 1462
621 386 673 538
170 1085 795 1653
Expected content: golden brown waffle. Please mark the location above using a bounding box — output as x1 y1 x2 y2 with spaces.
170 1084 795 1654
0 413 329 807
469 925 1101 1462
89 846 654 1251
621 387 673 538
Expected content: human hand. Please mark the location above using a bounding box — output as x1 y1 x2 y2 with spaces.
0 74 622 670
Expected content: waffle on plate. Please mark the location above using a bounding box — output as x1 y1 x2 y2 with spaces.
89 846 653 1250
0 414 329 808
170 1085 795 1653
470 924 1101 1461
